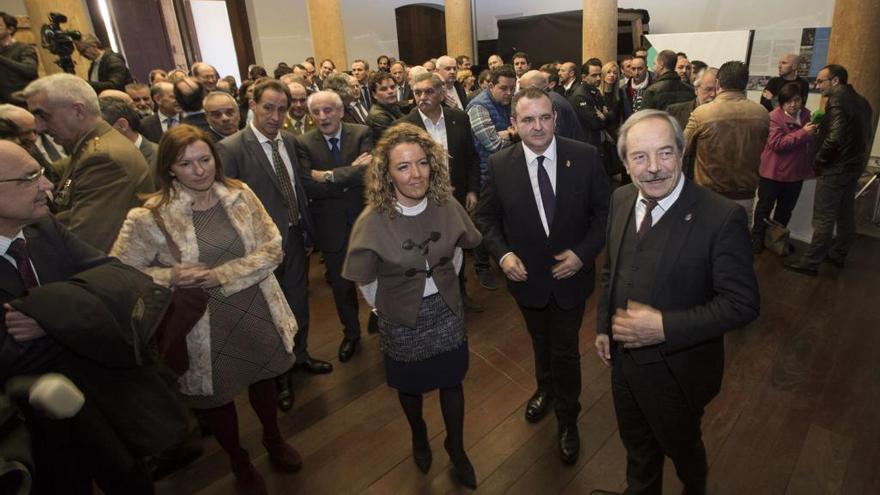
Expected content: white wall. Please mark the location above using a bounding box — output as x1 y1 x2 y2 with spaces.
474 0 835 40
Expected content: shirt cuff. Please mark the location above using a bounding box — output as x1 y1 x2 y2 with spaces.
499 251 515 266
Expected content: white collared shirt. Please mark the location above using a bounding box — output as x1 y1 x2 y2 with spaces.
1 231 41 285
523 137 558 236
322 127 343 152
134 134 143 149
250 123 298 196
418 109 447 150
159 111 179 132
634 174 685 231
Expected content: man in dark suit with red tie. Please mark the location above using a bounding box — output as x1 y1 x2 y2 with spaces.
296 90 373 362
0 140 189 494
476 88 610 464
593 110 759 495
217 79 332 412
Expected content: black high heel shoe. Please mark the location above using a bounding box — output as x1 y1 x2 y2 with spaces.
413 445 432 473
444 438 476 488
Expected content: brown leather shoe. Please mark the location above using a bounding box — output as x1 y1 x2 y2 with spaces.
263 439 303 473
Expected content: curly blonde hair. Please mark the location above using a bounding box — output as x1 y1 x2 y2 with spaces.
366 122 452 217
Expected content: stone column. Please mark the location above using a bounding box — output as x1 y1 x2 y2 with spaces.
582 0 617 65
827 0 880 132
445 0 474 60
306 0 348 70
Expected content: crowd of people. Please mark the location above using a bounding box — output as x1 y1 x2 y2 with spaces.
0 12 876 494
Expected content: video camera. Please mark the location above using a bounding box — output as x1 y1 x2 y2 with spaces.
40 12 81 74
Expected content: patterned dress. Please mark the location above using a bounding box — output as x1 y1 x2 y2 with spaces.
185 202 293 409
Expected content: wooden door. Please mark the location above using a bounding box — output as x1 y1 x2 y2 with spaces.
395 4 445 66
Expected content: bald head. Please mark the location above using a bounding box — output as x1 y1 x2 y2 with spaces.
436 56 458 86
98 89 133 104
0 140 52 235
518 70 549 91
778 53 801 78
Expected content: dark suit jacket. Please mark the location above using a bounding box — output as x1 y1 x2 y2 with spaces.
0 216 189 458
476 137 610 309
556 80 581 99
597 180 759 408
548 90 587 143
216 126 314 248
139 113 164 143
397 107 480 204
441 81 470 110
398 82 414 113
295 123 373 252
87 51 133 93
181 111 213 135
344 102 367 125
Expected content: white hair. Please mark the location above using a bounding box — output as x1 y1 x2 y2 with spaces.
306 90 343 112
22 73 101 115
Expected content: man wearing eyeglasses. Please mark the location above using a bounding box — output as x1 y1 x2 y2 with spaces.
0 140 191 494
784 64 873 275
396 72 481 310
22 73 153 253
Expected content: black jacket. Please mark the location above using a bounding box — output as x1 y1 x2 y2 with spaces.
813 84 874 176
87 50 133 93
569 84 607 148
640 71 694 111
366 101 404 142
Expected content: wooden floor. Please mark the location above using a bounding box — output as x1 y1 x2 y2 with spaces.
157 234 880 495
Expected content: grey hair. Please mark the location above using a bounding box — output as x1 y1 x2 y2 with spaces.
306 90 344 112
22 73 100 115
411 72 443 88
616 109 685 163
693 67 719 89
322 73 353 99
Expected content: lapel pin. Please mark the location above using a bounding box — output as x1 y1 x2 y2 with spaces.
685 213 693 222
565 160 571 168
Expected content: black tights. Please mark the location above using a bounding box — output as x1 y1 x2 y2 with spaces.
397 384 467 461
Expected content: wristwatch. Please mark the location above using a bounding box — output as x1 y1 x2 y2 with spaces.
323 171 335 183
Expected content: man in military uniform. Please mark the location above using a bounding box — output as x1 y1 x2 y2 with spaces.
23 74 153 252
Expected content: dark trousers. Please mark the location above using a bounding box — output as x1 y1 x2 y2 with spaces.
612 350 707 495
518 298 584 425
472 242 491 273
323 245 362 340
752 177 804 237
276 225 310 361
801 172 860 267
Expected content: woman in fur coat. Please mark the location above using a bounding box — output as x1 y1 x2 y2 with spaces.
111 124 299 495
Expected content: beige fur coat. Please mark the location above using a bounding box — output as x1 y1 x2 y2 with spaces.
111 181 297 396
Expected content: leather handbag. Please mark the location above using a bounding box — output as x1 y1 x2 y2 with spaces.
150 209 210 375
763 218 792 256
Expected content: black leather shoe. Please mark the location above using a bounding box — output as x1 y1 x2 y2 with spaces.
559 424 580 465
524 390 553 423
783 258 818 276
338 337 360 362
275 371 294 412
476 269 498 290
293 356 333 374
444 438 477 488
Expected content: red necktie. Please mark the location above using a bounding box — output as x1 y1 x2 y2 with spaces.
7 238 39 288
637 199 658 241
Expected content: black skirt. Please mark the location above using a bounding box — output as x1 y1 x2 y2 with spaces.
379 293 468 394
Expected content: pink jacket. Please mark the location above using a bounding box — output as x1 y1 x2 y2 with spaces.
759 107 815 182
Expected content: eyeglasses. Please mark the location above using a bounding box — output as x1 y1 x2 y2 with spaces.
0 167 44 184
